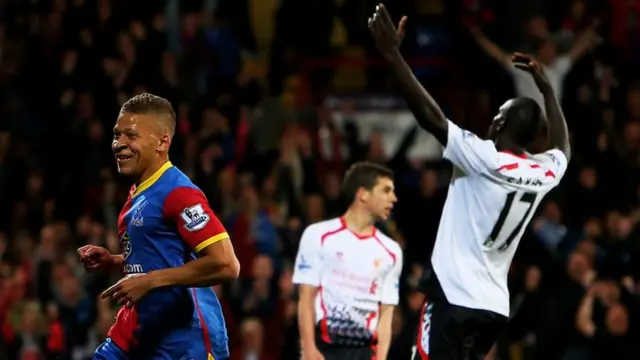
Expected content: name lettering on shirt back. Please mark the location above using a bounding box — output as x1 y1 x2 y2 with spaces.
496 159 557 188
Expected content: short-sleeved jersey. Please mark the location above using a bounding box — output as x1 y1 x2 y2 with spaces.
292 217 403 346
420 120 568 317
107 161 230 360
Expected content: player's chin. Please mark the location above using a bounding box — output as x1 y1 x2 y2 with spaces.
377 209 392 221
116 163 136 176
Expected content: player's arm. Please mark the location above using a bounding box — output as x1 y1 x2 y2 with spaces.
540 80 571 161
376 248 402 360
147 187 240 288
298 285 319 355
369 4 448 145
513 53 571 161
111 254 124 270
292 226 323 354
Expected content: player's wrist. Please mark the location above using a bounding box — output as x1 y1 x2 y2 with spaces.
300 339 318 352
382 49 402 61
538 83 554 96
143 271 165 290
109 255 125 272
111 254 124 266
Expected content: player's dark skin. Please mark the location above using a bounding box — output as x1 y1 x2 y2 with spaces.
368 4 571 161
79 111 239 308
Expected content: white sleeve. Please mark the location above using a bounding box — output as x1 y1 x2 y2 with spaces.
536 148 569 181
292 226 322 287
443 120 498 174
380 249 403 305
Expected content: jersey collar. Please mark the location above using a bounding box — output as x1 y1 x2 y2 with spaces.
340 216 376 240
133 161 173 197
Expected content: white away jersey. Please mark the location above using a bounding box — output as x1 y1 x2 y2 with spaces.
429 120 568 317
292 217 403 346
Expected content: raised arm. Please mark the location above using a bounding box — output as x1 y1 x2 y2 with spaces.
368 4 448 145
513 53 571 161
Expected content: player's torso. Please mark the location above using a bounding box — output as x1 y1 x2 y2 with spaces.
319 235 395 307
115 171 207 338
118 190 191 275
429 153 558 315
108 164 228 359
314 225 396 343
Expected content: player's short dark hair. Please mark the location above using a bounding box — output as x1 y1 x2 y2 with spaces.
342 161 394 203
506 97 544 146
121 93 176 136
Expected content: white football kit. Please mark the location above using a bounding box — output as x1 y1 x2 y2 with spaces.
422 120 568 317
292 217 403 346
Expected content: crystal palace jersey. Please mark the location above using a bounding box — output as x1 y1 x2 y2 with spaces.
292 217 403 346
420 120 568 317
107 161 230 360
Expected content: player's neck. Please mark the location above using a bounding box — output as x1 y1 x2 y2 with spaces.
342 208 376 237
137 157 170 186
494 137 524 156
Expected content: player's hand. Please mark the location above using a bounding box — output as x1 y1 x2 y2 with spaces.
101 273 152 308
77 245 114 271
368 3 408 58
512 53 552 92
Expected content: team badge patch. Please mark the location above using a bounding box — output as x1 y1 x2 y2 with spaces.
180 204 210 231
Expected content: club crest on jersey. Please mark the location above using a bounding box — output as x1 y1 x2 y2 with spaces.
131 199 148 227
180 204 210 231
121 232 132 260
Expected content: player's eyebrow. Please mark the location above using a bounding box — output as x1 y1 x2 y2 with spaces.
113 127 138 135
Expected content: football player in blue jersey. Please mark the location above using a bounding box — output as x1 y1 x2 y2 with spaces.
78 93 240 360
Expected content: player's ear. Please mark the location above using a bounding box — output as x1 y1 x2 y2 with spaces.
157 133 171 152
495 117 507 132
357 187 370 202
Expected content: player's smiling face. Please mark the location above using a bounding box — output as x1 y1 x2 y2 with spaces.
112 112 156 176
365 176 397 220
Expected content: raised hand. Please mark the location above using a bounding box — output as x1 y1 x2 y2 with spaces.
512 52 552 92
368 3 408 58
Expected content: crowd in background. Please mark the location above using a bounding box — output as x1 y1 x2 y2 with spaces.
0 0 640 359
